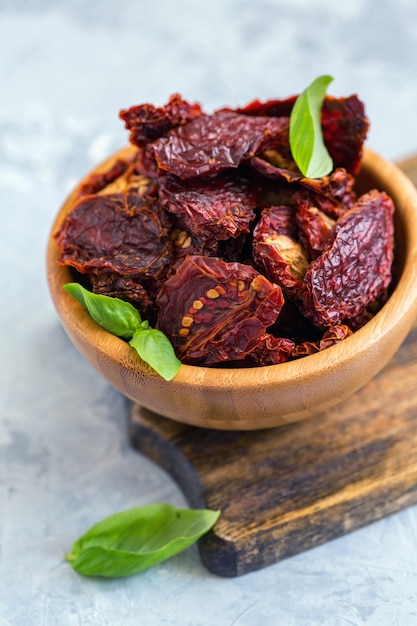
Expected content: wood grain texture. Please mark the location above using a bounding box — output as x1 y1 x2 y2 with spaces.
126 157 417 577
129 321 417 576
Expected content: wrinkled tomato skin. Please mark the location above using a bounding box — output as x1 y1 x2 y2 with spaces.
226 94 369 175
119 93 203 147
302 190 394 328
156 255 285 365
253 205 308 297
55 192 174 279
148 112 290 179
158 171 257 240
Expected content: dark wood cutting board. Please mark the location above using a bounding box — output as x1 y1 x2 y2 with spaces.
128 157 417 577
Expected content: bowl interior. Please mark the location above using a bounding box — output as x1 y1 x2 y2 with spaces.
47 147 417 430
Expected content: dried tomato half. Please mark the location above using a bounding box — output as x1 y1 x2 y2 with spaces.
253 205 309 297
225 93 369 175
78 153 158 200
158 170 258 240
55 192 174 279
240 334 295 366
302 190 395 327
148 111 290 179
250 157 356 213
292 324 353 358
119 93 203 147
295 203 335 259
321 95 369 175
156 255 285 365
90 273 156 321
78 159 130 197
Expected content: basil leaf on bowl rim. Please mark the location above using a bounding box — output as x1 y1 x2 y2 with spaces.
289 74 334 179
65 503 220 578
129 326 182 381
64 282 182 380
64 282 141 340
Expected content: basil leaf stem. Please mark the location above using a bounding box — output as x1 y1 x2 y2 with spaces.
64 283 181 380
65 504 220 578
289 75 334 179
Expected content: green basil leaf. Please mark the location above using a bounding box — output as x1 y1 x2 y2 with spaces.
289 74 334 179
129 327 182 381
64 282 141 339
65 503 220 578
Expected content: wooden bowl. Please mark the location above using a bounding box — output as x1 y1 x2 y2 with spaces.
46 147 417 430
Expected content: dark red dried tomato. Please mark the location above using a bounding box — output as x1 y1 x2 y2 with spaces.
292 324 353 358
321 95 369 175
221 95 297 118
302 190 394 327
90 273 156 321
119 93 203 147
158 170 258 240
55 192 174 279
295 203 335 259
78 159 130 197
240 334 295 366
225 94 369 175
156 255 284 365
131 147 159 183
319 324 353 349
148 111 290 179
291 171 356 225
249 157 356 212
252 205 309 297
291 339 320 358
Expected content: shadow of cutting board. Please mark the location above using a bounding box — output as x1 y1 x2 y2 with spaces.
128 156 417 577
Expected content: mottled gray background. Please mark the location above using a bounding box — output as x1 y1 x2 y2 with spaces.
2 1 417 625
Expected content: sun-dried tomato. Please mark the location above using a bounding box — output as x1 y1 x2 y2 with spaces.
291 171 356 225
225 94 369 175
249 157 356 212
148 111 290 179
291 339 320 358
302 190 395 328
90 273 156 321
158 170 258 240
240 334 295 366
78 159 130 197
319 324 352 349
156 255 284 365
295 203 335 259
252 205 309 297
321 95 369 175
292 324 353 358
119 93 203 147
55 192 174 279
221 95 297 118
169 220 219 261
